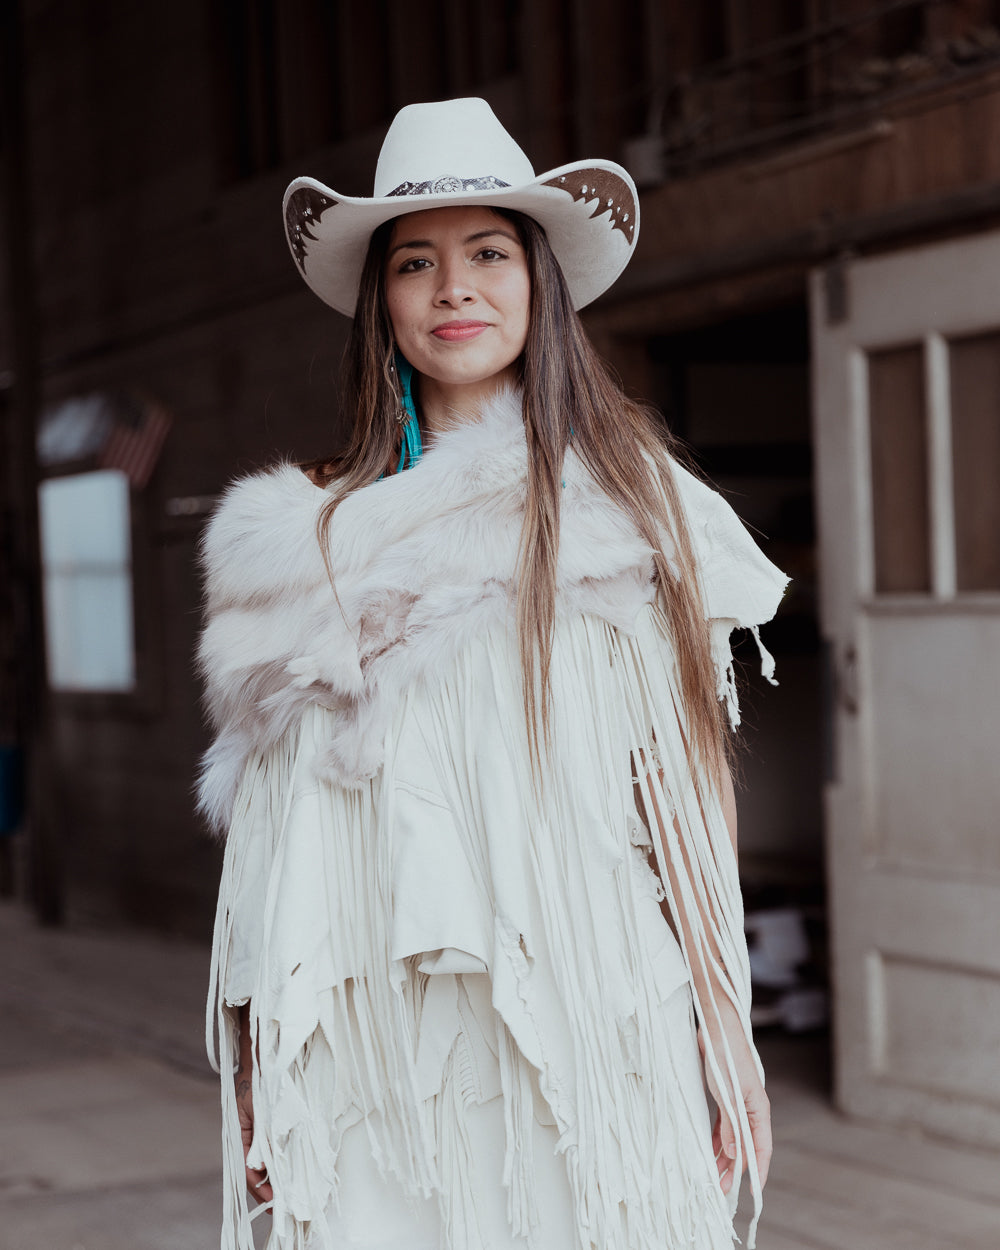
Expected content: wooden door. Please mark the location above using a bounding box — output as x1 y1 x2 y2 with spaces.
810 229 1000 1147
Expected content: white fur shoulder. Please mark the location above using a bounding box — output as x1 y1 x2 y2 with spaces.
200 462 330 614
196 389 786 833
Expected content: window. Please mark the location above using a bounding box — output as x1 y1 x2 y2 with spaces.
948 331 1000 591
866 331 1000 597
38 471 136 692
867 345 930 594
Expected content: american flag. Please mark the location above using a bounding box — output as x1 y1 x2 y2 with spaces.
98 400 172 489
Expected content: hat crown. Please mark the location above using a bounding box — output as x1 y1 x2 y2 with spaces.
372 98 535 198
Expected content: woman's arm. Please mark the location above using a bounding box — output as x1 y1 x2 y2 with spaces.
700 762 772 1195
639 758 772 1197
235 1001 273 1203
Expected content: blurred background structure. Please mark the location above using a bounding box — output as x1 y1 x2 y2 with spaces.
1 2 999 1237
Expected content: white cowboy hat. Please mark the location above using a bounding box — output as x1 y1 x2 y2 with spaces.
283 97 639 316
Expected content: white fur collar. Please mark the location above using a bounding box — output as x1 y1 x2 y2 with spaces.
196 387 787 834
197 389 658 832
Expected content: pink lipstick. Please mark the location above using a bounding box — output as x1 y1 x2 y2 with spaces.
431 321 489 342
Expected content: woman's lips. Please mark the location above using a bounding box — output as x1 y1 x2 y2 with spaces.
431 321 489 342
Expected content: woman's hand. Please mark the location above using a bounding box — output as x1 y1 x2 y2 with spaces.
236 1003 273 1204
698 1003 772 1197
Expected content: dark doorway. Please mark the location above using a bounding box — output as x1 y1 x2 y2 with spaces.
649 299 828 1055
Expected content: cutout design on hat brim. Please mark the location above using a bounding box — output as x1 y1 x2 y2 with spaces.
542 168 636 243
287 187 337 270
387 175 512 197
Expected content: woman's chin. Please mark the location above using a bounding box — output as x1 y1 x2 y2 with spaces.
417 360 521 395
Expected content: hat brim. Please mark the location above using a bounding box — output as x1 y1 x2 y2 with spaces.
283 160 639 317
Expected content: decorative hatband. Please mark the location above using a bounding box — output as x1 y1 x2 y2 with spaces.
387 175 512 197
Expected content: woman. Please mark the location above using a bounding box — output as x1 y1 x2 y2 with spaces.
201 98 786 1250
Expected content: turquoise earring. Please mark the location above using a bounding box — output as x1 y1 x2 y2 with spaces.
394 353 423 473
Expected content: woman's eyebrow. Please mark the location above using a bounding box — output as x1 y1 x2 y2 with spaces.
388 227 520 259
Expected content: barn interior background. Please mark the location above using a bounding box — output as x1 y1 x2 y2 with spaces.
1 3 1000 1245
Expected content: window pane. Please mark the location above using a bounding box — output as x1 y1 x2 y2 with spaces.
43 572 136 691
38 471 136 692
39 470 132 566
868 345 931 594
948 331 1000 592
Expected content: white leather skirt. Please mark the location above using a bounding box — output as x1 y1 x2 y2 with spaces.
285 976 724 1250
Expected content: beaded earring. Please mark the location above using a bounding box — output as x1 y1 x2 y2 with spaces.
393 352 423 473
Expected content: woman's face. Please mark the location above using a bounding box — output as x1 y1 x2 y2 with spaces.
384 205 530 393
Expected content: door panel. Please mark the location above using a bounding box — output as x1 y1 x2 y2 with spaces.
874 954 1000 1107
810 228 1000 1147
867 614 1000 875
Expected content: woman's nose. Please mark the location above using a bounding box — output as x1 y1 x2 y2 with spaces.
434 260 475 306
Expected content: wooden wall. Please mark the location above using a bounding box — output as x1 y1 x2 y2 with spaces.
4 0 1000 933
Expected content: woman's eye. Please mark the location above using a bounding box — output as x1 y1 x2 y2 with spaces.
397 257 431 273
477 247 507 262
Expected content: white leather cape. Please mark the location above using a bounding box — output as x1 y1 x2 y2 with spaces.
199 389 788 1250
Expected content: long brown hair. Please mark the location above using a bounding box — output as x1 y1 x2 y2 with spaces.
307 208 727 788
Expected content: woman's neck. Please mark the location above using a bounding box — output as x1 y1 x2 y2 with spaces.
417 366 520 439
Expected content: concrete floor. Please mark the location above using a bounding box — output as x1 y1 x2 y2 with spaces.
0 902 232 1250
739 1031 1000 1249
1 900 997 1250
